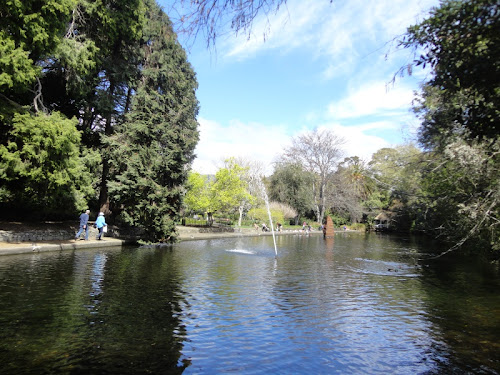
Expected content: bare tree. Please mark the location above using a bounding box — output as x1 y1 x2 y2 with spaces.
167 0 288 48
281 128 345 224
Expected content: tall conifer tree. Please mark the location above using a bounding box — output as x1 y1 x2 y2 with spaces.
108 0 199 242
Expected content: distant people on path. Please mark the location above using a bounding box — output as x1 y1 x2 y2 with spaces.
302 222 311 233
276 223 282 232
75 209 90 241
262 223 269 232
95 212 107 240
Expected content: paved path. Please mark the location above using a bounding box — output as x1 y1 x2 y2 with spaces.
0 226 318 256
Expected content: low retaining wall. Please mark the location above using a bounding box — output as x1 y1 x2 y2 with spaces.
0 222 135 243
198 226 235 233
0 227 107 243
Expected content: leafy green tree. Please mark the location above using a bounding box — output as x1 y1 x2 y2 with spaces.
184 172 212 216
184 161 255 226
269 161 314 224
0 0 77 144
399 0 499 251
0 112 91 218
400 0 499 147
78 0 146 213
368 145 424 231
229 157 264 226
331 156 380 223
0 0 76 93
210 160 254 220
108 1 199 242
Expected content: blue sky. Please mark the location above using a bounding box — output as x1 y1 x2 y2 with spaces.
162 0 438 174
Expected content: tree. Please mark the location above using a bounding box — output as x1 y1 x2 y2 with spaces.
0 0 77 143
0 0 146 219
329 156 379 223
168 0 288 48
0 0 98 219
399 0 499 251
400 0 500 148
210 160 254 222
230 157 265 226
368 145 424 231
107 0 199 242
269 161 314 224
0 0 76 95
281 128 345 224
184 172 212 216
184 160 256 226
0 112 91 219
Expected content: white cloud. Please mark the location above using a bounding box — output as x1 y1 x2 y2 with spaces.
191 117 289 175
192 117 398 175
318 123 392 161
327 81 414 120
222 0 438 68
186 0 439 174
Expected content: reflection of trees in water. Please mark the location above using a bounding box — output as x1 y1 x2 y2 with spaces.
0 249 190 374
83 249 190 373
418 254 500 374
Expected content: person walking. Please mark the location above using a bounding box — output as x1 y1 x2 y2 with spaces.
75 209 90 240
95 212 107 240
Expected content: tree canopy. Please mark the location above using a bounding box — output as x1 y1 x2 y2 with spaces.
107 0 199 242
0 0 200 242
400 0 500 148
398 0 499 252
280 128 345 224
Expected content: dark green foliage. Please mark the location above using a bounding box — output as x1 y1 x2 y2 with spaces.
412 141 499 251
108 0 199 242
398 0 500 252
0 0 76 93
269 162 314 224
0 0 199 239
401 0 500 148
0 112 92 219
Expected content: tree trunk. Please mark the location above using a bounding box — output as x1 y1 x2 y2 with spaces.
99 157 110 215
98 81 115 216
238 205 244 226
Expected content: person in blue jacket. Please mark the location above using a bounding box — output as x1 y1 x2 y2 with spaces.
75 209 90 240
95 212 107 240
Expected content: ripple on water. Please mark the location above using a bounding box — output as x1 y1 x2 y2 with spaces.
348 258 421 277
226 249 255 255
0 236 498 374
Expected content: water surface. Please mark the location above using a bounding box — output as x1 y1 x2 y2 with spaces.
0 233 498 374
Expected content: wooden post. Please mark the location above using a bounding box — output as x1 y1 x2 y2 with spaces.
324 216 335 238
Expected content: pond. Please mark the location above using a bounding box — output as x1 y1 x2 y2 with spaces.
0 233 499 374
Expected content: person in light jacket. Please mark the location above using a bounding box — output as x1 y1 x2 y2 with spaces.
95 212 107 240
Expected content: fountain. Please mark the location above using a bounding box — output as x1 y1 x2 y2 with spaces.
255 177 278 257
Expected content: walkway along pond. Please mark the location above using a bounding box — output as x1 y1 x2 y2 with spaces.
0 232 498 374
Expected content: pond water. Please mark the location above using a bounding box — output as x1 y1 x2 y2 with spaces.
0 233 499 374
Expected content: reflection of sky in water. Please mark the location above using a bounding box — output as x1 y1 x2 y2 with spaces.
85 253 107 318
90 253 107 297
0 235 498 374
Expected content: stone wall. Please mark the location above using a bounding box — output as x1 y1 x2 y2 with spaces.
198 226 235 233
0 222 126 243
